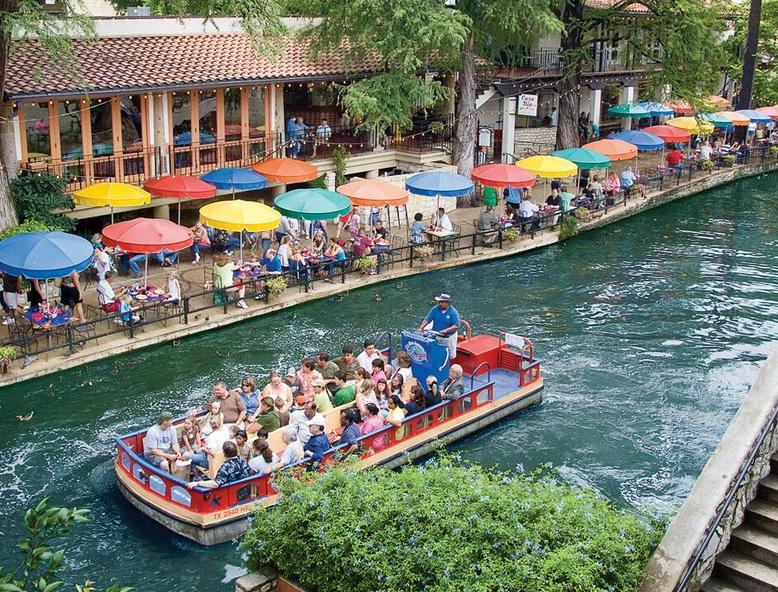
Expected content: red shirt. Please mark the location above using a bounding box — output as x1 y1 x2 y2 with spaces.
667 150 683 167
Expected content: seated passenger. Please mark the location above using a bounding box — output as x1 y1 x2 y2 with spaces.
249 439 279 475
289 402 325 444
180 416 202 457
143 411 181 473
185 441 250 489
441 364 465 400
356 379 378 417
199 401 223 437
386 395 406 427
275 396 290 427
262 370 294 411
394 351 413 382
359 402 384 435
205 381 247 426
188 415 230 470
234 430 251 460
247 396 280 437
273 427 305 470
425 376 441 406
312 379 333 413
404 386 427 416
338 408 362 457
333 346 360 381
238 376 260 417
374 379 389 412
303 419 330 462
390 373 404 399
283 367 304 400
297 358 323 400
371 358 387 382
332 371 356 406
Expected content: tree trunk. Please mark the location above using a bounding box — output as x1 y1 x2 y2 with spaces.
0 16 18 230
736 0 762 109
555 0 586 150
452 33 477 184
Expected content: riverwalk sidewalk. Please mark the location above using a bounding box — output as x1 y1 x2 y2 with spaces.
1 156 776 388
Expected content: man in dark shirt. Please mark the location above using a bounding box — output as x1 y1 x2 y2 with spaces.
303 419 330 462
185 441 250 489
373 220 388 241
316 351 340 390
205 381 246 425
338 408 362 457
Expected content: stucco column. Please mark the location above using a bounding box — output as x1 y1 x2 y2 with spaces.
2 107 20 179
153 204 170 220
153 94 168 175
590 89 602 128
271 184 286 197
501 97 516 163
365 169 379 179
619 86 635 130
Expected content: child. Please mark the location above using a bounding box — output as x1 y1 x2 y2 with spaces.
200 401 223 436
371 358 387 383
118 293 142 325
180 416 202 456
234 430 251 460
275 396 290 427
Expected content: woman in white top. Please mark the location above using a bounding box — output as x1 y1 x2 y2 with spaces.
248 439 279 475
277 235 292 270
93 246 111 280
273 427 304 469
165 271 181 302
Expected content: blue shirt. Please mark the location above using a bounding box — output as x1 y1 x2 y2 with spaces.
292 122 307 140
620 170 636 188
411 221 426 243
425 304 460 333
262 256 282 273
340 422 361 447
304 432 330 462
241 390 260 416
214 457 251 486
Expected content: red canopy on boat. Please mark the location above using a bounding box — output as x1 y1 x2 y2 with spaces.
641 125 692 143
471 164 536 188
336 179 409 206
252 158 318 183
144 176 217 200
102 218 193 253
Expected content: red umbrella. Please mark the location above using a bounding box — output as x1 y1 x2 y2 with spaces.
756 106 778 120
103 218 193 286
667 99 694 114
336 179 409 228
144 175 217 224
252 158 318 183
471 164 536 188
641 125 691 144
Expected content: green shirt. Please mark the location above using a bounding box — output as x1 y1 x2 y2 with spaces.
256 409 280 434
315 391 334 413
483 186 498 207
213 262 237 290
333 384 356 406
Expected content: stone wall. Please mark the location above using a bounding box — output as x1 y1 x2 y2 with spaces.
514 126 557 156
639 347 778 591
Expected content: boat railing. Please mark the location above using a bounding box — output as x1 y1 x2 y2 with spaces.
459 320 473 341
371 331 394 361
470 361 492 388
116 381 497 515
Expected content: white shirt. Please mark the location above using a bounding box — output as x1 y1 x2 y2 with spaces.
438 214 453 232
550 110 558 127
397 367 413 383
205 426 229 451
700 145 713 160
96 278 115 305
277 244 291 267
288 411 325 444
166 279 180 301
249 452 279 475
94 250 111 280
357 350 380 372
519 200 539 218
277 440 304 467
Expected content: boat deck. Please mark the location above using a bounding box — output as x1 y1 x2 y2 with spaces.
468 368 522 400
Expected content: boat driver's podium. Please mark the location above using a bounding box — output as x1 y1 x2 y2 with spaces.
401 329 451 386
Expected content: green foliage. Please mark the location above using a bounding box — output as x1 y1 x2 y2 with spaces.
0 220 56 241
0 345 19 361
307 175 327 189
769 146 778 156
265 276 287 297
574 207 592 222
701 159 715 171
559 215 579 240
724 154 737 166
352 255 377 273
242 460 663 592
503 227 520 242
331 146 349 186
0 498 130 592
413 244 434 261
10 174 75 231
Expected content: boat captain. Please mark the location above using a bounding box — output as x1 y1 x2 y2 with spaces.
418 293 461 358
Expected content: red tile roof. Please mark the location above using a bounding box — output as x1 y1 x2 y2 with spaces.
6 33 382 100
585 0 649 11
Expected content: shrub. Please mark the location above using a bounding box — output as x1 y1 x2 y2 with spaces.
412 244 434 261
11 173 75 231
769 145 778 156
0 219 56 241
559 215 579 240
723 154 736 167
265 277 287 298
574 207 592 222
0 345 19 361
701 159 714 172
503 227 520 242
242 460 663 592
352 255 377 273
332 147 349 186
307 175 327 189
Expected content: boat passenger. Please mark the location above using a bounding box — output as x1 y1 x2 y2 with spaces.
283 367 304 400
332 371 356 406
386 395 406 427
273 427 305 470
357 339 381 372
297 358 323 400
189 415 230 470
303 419 330 462
262 370 294 411
419 293 461 358
374 379 389 412
275 397 290 427
316 352 340 390
353 367 371 392
425 376 441 407
234 430 251 461
238 376 260 417
390 373 404 399
359 403 384 435
356 380 378 416
371 358 387 382
185 441 250 490
338 408 362 457
393 351 413 383
404 386 427 416
312 380 333 414
441 364 465 400
249 439 278 475
247 397 280 437
199 401 223 436
143 411 181 473
205 381 247 426
180 416 202 457
289 402 325 444
333 345 360 381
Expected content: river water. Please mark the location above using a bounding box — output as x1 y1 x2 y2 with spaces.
1 174 777 591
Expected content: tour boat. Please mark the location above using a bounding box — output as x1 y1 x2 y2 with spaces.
114 322 544 545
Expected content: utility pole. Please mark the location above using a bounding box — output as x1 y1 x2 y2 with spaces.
737 0 762 109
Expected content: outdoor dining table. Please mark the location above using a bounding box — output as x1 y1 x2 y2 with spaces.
128 286 167 304
233 265 263 280
426 229 459 240
24 307 72 349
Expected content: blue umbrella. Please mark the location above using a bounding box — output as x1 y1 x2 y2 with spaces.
0 232 94 279
736 109 772 124
608 130 664 151
174 131 217 146
200 168 268 197
405 172 474 197
638 101 674 117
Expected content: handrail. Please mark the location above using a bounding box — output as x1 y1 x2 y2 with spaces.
470 361 492 389
459 319 472 341
674 399 778 591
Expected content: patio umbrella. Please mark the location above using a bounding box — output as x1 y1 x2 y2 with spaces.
274 188 352 221
700 113 737 129
516 155 577 178
199 199 281 260
582 139 638 161
714 111 750 127
707 96 731 109
607 103 651 119
608 130 664 151
637 102 674 117
0 231 94 308
252 158 318 184
144 175 217 224
405 171 474 209
641 125 691 144
102 218 193 287
666 117 714 135
336 179 409 228
667 99 694 114
471 164 536 188
552 148 612 170
200 168 268 198
736 109 772 124
72 182 152 223
174 131 217 146
756 106 778 120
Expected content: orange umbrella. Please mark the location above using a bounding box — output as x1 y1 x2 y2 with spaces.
667 99 694 114
756 106 778 120
336 179 408 206
715 111 751 126
252 158 318 183
707 95 730 109
581 139 638 161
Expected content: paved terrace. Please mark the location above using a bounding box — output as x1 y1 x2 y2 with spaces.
1 151 777 388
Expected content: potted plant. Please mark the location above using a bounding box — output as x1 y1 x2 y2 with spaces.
413 244 434 263
353 255 378 274
429 121 445 137
701 159 714 172
574 207 592 222
0 345 19 373
265 277 287 300
558 216 579 240
723 154 736 167
769 146 778 157
503 227 520 242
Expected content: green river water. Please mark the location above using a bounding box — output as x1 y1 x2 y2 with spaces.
1 173 778 590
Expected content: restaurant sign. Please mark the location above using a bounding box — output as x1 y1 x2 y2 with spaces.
516 94 538 117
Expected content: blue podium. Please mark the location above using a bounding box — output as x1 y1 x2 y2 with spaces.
401 330 450 386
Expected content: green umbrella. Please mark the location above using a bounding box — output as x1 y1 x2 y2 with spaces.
552 148 612 170
699 113 735 129
607 103 651 119
273 188 352 221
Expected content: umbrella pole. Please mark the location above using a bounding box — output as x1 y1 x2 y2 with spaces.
240 231 244 262
144 254 148 288
111 207 114 225
178 201 182 225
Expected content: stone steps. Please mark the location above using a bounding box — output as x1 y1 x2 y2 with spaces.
701 576 749 591
714 550 778 591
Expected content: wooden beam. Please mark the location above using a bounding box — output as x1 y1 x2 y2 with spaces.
215 87 225 165
80 98 94 184
47 101 61 163
111 96 124 180
190 91 200 169
240 87 250 162
17 103 27 163
139 95 151 180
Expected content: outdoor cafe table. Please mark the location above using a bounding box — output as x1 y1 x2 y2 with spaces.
24 307 72 348
426 229 459 240
128 286 166 304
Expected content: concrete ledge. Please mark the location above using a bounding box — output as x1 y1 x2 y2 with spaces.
640 347 778 591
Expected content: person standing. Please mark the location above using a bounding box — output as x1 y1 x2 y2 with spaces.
419 293 461 358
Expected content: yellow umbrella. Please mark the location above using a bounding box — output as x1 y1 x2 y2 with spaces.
73 182 152 223
199 199 281 260
666 117 714 135
515 155 578 178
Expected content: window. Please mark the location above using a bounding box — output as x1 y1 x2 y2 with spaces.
90 100 113 156
24 102 51 159
58 101 83 160
224 87 242 142
119 96 143 150
248 87 265 137
171 93 192 146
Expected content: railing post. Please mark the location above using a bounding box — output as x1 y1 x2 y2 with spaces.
183 296 190 325
498 228 503 249
341 260 346 284
222 289 228 314
471 232 476 255
66 326 75 353
409 244 414 268
128 317 134 338
441 239 446 261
